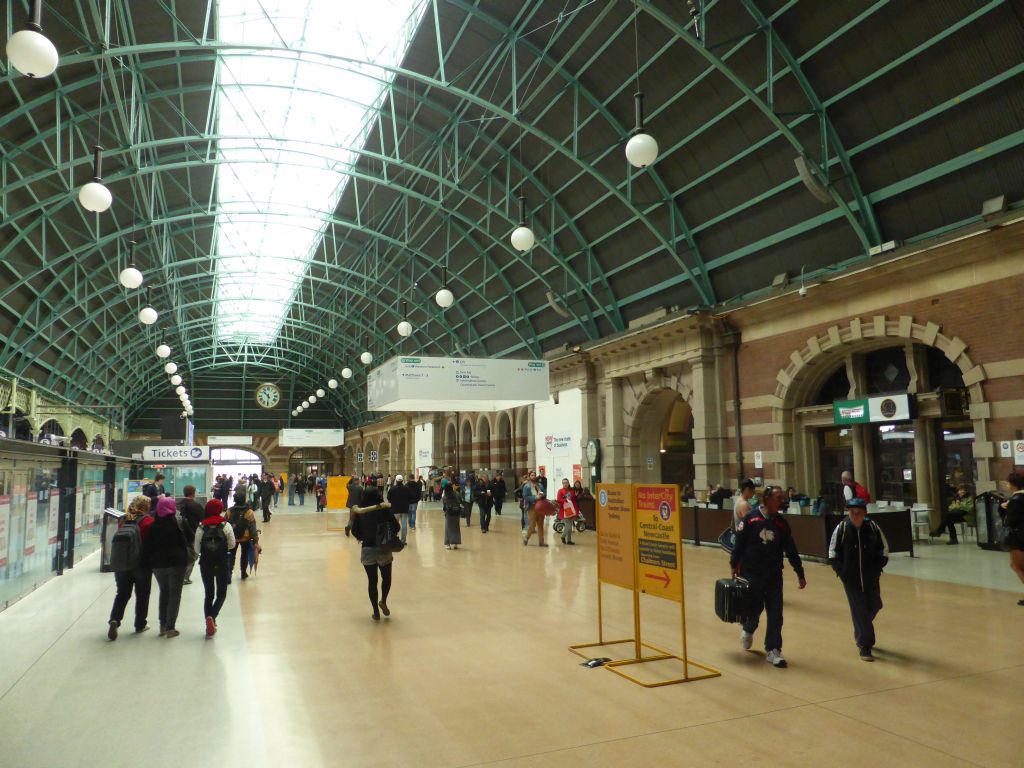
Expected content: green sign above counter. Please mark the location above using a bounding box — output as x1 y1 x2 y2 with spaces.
834 394 914 425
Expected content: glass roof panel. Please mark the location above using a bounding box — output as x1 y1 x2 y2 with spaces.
214 0 427 343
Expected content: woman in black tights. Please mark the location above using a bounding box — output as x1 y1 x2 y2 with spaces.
350 487 400 621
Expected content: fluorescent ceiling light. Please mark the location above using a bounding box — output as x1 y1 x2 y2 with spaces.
214 0 426 343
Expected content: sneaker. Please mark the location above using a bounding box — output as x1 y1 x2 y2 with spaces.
378 601 390 617
859 647 874 662
205 616 216 638
107 621 119 641
740 630 753 651
766 649 787 668
164 629 180 639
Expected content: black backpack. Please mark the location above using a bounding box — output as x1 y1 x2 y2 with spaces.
109 518 142 571
375 520 404 552
200 522 229 567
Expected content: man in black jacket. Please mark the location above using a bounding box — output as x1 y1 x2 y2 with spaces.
730 486 807 668
407 476 422 530
828 497 889 661
177 485 204 585
387 475 410 544
491 472 507 515
142 473 165 507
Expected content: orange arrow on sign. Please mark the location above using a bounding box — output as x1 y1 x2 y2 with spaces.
645 570 671 588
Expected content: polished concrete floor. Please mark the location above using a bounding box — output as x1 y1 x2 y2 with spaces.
1 503 1022 768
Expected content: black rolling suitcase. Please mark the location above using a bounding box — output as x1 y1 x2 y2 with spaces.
715 577 750 623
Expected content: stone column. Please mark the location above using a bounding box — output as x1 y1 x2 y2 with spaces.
690 351 731 492
601 377 628 483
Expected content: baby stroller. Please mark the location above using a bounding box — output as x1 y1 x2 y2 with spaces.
553 512 587 535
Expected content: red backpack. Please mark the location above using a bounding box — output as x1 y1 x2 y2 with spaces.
846 482 871 503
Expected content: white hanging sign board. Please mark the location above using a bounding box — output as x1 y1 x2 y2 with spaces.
367 356 550 412
208 435 253 446
1014 440 1024 467
278 429 345 448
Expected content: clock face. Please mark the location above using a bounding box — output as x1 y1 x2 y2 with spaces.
255 383 281 409
586 439 599 463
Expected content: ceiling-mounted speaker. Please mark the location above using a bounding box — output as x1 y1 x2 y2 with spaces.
794 155 832 204
545 290 571 318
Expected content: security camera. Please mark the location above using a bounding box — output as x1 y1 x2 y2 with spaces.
798 285 808 297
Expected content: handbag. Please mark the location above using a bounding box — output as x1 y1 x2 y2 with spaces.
376 521 404 552
717 527 737 554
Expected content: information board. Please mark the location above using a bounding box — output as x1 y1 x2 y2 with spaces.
277 428 345 447
367 355 549 412
596 483 635 591
633 484 682 602
0 495 9 567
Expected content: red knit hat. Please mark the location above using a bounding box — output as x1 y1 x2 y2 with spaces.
205 499 224 516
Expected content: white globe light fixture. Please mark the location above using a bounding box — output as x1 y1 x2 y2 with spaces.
139 306 158 325
164 362 177 375
316 388 325 398
397 320 412 337
170 374 182 386
155 344 171 358
118 240 143 289
510 195 535 252
328 379 338 389
435 286 454 308
341 367 352 380
308 395 317 404
78 146 113 213
625 92 659 168
303 399 310 407
5 2 58 78
186 408 194 416
175 386 185 395
360 351 373 365
291 409 297 417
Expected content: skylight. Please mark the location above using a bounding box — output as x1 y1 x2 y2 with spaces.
214 0 426 343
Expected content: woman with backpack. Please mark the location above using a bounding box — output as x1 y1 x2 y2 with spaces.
194 499 236 638
227 489 259 581
350 487 400 620
441 481 463 550
107 495 155 640
143 497 191 638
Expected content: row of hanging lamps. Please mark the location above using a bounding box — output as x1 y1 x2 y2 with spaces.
5 0 58 78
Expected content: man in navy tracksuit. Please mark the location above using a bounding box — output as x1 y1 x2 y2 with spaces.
828 496 889 661
730 486 807 668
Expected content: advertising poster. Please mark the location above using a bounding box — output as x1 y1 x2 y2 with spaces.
414 422 434 471
24 494 37 557
533 388 583 483
48 488 60 545
595 483 635 591
633 484 682 603
0 495 10 568
74 487 83 535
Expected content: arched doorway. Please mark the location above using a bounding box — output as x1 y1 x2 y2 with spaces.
38 419 64 444
212 447 264 483
477 415 491 470
495 412 512 469
69 428 88 450
288 448 336 479
633 389 695 491
459 419 473 470
794 342 973 512
11 409 32 441
91 434 106 451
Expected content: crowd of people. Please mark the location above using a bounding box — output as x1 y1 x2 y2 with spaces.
107 478 263 641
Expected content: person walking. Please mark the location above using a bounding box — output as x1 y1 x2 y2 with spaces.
520 471 540 531
1001 471 1024 605
491 471 507 516
407 476 422 531
556 478 579 545
194 499 236 638
177 485 204 585
462 475 474 527
226 489 258 581
442 481 463 550
730 486 807 668
828 497 889 661
524 490 554 547
476 474 494 533
142 472 165 507
287 473 295 506
388 474 410 544
296 475 306 507
732 478 758 530
107 495 154 640
144 497 191 638
350 487 400 620
271 473 281 510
